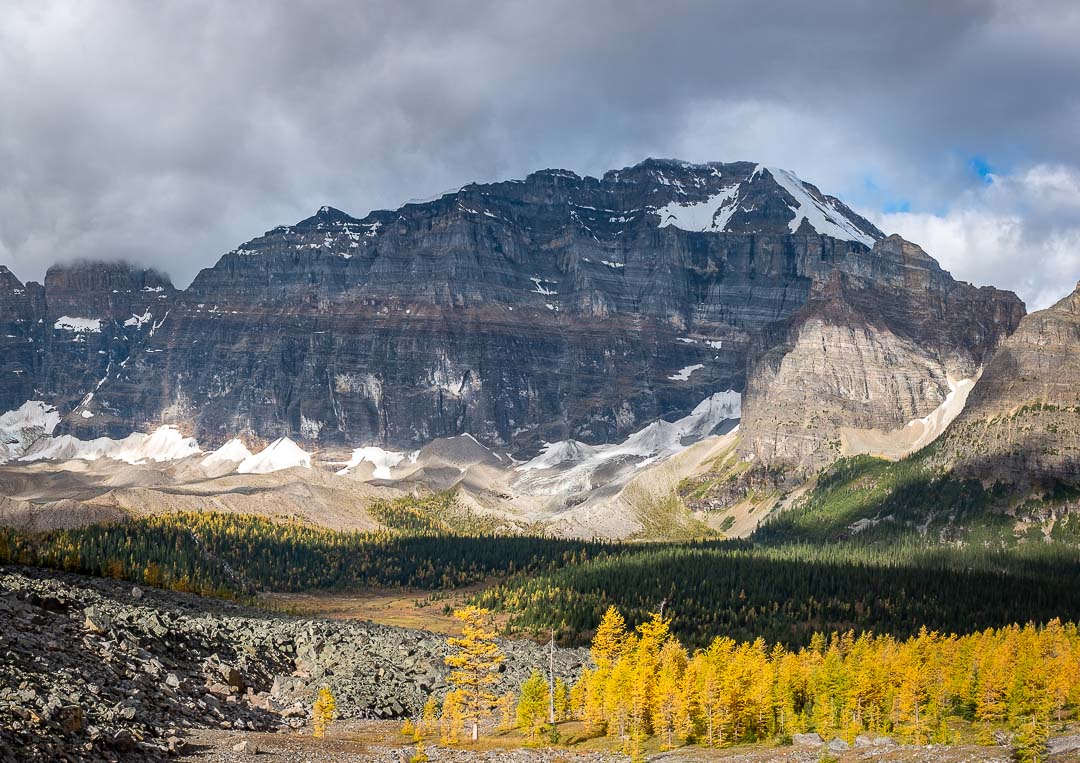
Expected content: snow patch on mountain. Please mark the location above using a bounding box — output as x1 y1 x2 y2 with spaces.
21 426 201 465
656 185 741 232
669 364 704 381
840 375 978 460
336 446 407 479
764 167 877 246
236 438 311 474
905 376 977 452
124 311 152 328
0 401 62 463
517 440 600 472
519 390 741 475
54 317 103 333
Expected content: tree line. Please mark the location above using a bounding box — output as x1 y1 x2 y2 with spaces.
0 508 606 596
474 540 1080 649
4 508 1080 651
429 606 1078 763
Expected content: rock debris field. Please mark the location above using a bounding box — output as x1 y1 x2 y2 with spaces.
0 566 582 762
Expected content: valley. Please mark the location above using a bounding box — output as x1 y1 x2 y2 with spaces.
3 158 1080 762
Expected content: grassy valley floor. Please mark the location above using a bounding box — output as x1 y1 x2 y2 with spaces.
177 719 1077 762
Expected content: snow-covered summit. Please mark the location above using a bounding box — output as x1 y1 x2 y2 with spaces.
653 163 880 246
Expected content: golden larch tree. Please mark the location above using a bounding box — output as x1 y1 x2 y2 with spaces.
312 686 337 738
516 669 550 744
444 605 505 742
592 605 629 666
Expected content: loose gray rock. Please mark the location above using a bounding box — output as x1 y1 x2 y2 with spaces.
826 737 849 753
83 605 111 634
1048 735 1080 756
0 566 585 762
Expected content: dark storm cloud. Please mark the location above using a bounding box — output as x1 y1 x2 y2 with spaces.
1 0 1078 304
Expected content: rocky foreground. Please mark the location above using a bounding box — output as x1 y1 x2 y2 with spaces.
0 567 582 762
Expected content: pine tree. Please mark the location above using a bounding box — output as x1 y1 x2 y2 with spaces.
444 606 505 742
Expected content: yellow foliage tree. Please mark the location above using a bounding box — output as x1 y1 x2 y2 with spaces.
440 689 466 745
421 695 439 738
653 638 688 748
592 605 629 666
516 669 550 744
444 606 505 742
553 677 570 721
312 687 337 738
497 691 516 732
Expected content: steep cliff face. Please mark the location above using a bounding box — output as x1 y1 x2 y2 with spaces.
0 266 44 412
740 236 1024 472
37 263 176 418
933 282 1080 486
0 160 1024 467
65 160 891 450
0 262 177 418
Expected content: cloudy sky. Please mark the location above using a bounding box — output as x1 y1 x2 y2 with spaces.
2 0 1078 308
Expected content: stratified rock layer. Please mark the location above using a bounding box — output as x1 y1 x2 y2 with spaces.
0 161 1023 469
740 236 1024 472
934 282 1080 486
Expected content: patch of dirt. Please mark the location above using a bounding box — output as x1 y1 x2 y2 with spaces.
257 581 507 636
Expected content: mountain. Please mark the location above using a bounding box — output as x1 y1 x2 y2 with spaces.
0 160 1023 474
741 235 1024 473
933 281 1080 487
0 262 175 417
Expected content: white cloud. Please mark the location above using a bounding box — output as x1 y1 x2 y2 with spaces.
1 1 1079 294
872 164 1080 310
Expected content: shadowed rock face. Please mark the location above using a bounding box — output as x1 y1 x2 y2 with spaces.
0 266 45 412
0 160 1023 464
933 282 1080 486
0 262 175 416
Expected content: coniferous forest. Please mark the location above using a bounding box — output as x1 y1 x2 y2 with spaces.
3 493 1080 651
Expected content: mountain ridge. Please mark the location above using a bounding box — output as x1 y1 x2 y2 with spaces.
0 160 1023 484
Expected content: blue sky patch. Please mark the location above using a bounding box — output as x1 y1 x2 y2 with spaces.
969 156 995 183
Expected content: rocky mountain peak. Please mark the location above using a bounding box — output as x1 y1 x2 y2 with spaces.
44 260 174 294
0 265 24 292
298 205 362 228
0 158 1028 468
